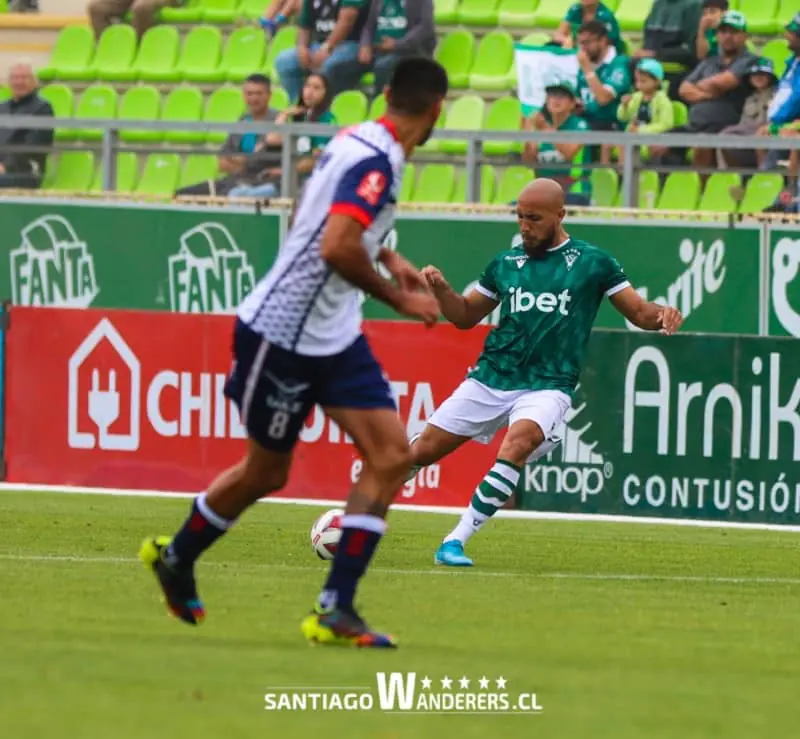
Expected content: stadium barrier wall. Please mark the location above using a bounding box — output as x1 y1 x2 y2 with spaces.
0 302 5 480
5 306 800 524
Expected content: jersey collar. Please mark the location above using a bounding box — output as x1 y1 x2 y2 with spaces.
377 116 400 142
547 238 571 252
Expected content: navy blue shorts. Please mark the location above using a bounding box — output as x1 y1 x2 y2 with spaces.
224 319 396 453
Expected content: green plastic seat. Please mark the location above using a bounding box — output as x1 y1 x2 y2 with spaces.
434 0 459 23
118 85 162 144
75 84 118 141
368 94 387 120
614 0 653 32
160 0 203 21
134 25 181 83
657 171 701 211
176 25 224 83
615 169 660 207
222 26 267 82
330 90 368 125
179 154 220 189
519 31 552 45
90 152 139 193
591 168 619 207
204 85 246 144
435 30 475 89
239 0 269 19
38 26 95 82
470 30 514 91
399 163 416 202
738 0 779 34
738 173 784 213
48 151 95 192
0 85 10 102
439 94 484 155
265 25 297 78
482 96 521 156
202 0 241 23
92 24 138 82
161 86 205 144
494 166 533 204
761 38 789 78
39 84 75 141
697 172 741 212
499 0 539 26
457 0 500 25
412 164 457 203
452 165 497 203
534 0 573 27
269 86 289 110
135 153 181 196
672 100 688 127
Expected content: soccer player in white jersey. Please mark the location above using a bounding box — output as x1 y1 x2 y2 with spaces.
139 57 449 648
408 179 684 567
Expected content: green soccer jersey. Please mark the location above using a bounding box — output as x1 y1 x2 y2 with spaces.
375 0 408 40
468 237 630 394
564 2 624 53
577 51 631 124
705 27 718 57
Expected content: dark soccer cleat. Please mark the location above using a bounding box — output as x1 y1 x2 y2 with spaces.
138 536 205 626
301 604 397 648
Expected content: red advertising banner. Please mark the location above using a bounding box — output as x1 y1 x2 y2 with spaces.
5 307 501 506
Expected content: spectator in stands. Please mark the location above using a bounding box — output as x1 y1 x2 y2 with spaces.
696 0 728 61
575 20 631 163
88 0 181 40
651 11 755 169
0 61 53 190
521 81 591 205
176 74 281 198
553 0 624 54
9 0 39 12
260 0 302 37
719 57 776 168
359 0 436 94
637 0 702 98
275 0 368 102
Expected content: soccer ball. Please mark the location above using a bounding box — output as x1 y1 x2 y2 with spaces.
310 508 344 560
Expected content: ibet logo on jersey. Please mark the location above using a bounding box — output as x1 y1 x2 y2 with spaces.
264 672 543 714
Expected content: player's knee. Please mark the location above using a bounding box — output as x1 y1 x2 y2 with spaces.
240 457 289 496
370 442 413 482
500 437 539 466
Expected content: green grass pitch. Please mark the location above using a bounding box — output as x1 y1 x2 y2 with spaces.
1 490 799 738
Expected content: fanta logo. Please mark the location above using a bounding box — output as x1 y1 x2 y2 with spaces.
508 287 572 315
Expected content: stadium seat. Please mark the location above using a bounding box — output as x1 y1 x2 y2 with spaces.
499 0 539 27
161 0 204 21
470 31 514 91
202 0 240 23
672 100 688 127
698 172 741 212
161 86 205 143
48 152 96 192
74 85 118 141
519 31 552 46
39 84 75 141
203 85 246 144
222 26 267 82
135 153 181 196
270 87 290 110
657 172 701 210
435 30 476 89
412 164 457 203
239 0 268 19
452 165 497 203
738 0 779 34
591 168 619 207
90 152 139 193
458 0 501 25
434 0 459 23
494 166 534 204
439 94 485 154
482 96 521 156
38 26 95 82
614 0 653 32
179 154 220 189
761 38 789 78
534 0 573 28
738 173 784 213
134 26 181 83
176 25 224 83
368 94 387 120
330 90 368 125
399 163 416 202
0 85 9 102
118 86 162 144
92 25 138 82
616 170 660 207
265 25 297 78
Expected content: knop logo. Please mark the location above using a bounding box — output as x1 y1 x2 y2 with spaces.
68 319 141 451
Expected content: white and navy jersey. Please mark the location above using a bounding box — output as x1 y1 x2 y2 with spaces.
237 119 405 356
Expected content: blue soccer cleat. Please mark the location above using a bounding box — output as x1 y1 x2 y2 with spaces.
434 540 473 567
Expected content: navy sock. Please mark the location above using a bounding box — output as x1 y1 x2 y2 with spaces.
164 494 232 569
319 515 387 613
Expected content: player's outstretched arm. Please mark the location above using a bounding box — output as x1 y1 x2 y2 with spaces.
420 265 498 330
609 286 684 334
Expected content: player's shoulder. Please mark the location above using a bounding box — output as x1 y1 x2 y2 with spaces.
341 121 404 164
566 238 614 262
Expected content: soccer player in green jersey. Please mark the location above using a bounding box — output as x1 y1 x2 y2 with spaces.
408 179 684 567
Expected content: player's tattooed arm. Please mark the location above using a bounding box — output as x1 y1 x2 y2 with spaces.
610 286 684 335
420 266 498 329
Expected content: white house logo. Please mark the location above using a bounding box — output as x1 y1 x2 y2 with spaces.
168 223 256 314
772 238 800 337
10 215 99 307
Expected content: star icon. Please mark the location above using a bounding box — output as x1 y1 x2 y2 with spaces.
496 676 507 689
441 676 453 689
459 676 470 689
479 676 490 689
421 676 432 690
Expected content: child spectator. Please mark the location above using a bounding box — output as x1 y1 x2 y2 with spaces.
696 0 728 61
554 0 624 54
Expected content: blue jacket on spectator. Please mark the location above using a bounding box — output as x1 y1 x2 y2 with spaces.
768 56 800 128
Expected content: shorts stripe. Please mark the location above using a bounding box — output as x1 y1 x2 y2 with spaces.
241 339 270 427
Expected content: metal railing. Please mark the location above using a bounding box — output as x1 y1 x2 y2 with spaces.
2 114 799 207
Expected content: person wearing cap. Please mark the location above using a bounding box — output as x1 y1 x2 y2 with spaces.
617 59 674 161
521 80 592 205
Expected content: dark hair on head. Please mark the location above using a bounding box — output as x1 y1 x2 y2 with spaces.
579 19 609 38
387 57 449 116
702 0 728 9
244 73 272 88
296 72 333 122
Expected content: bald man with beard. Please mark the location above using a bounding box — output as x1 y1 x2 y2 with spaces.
409 179 685 566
